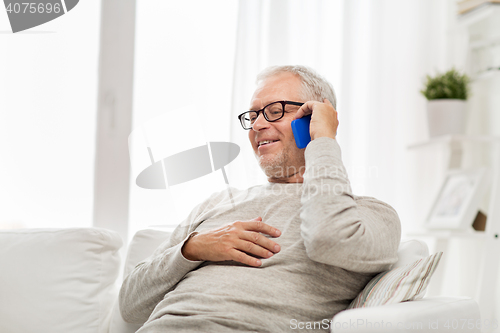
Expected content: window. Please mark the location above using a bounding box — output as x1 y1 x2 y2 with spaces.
0 2 101 229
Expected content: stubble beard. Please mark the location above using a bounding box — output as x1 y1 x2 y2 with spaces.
256 145 305 179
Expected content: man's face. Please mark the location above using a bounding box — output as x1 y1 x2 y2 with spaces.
249 73 306 182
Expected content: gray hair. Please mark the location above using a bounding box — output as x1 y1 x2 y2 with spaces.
256 65 337 109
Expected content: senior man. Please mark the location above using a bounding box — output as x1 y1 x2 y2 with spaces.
119 65 401 332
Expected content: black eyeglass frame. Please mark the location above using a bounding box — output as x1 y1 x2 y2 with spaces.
237 100 304 130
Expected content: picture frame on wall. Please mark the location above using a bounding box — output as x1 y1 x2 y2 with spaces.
425 168 489 230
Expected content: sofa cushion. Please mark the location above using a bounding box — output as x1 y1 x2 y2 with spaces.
392 239 429 269
0 228 122 333
123 228 173 278
109 228 172 333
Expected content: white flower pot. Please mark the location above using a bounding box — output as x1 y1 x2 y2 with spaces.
426 99 467 137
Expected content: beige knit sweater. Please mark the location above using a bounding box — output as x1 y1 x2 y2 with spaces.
119 137 401 332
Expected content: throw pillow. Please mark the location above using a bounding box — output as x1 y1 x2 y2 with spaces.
348 251 443 309
109 228 173 333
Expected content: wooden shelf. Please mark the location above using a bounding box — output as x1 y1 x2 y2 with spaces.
407 135 500 150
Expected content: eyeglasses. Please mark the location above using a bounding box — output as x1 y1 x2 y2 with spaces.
238 100 304 130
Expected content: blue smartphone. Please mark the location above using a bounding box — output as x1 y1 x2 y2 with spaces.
291 115 311 149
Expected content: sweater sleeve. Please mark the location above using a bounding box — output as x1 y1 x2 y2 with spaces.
118 194 220 324
300 137 401 273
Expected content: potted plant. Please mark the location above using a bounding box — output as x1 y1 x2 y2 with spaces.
421 68 470 137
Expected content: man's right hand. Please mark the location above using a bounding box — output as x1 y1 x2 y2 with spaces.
181 217 281 267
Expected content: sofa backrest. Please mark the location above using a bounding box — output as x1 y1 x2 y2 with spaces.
123 228 173 277
0 228 122 333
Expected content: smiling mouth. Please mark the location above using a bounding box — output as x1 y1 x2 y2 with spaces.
258 140 279 147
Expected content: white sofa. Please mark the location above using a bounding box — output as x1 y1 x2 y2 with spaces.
0 228 481 333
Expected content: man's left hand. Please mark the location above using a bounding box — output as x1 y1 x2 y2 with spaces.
294 99 338 140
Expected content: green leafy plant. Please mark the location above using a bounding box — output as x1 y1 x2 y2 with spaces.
420 68 469 100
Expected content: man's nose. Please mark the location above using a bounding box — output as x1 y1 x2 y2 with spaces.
252 112 269 131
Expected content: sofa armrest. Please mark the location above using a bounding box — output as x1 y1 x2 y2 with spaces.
331 297 481 333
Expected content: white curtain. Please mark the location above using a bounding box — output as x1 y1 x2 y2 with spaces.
227 0 344 189
128 0 239 239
